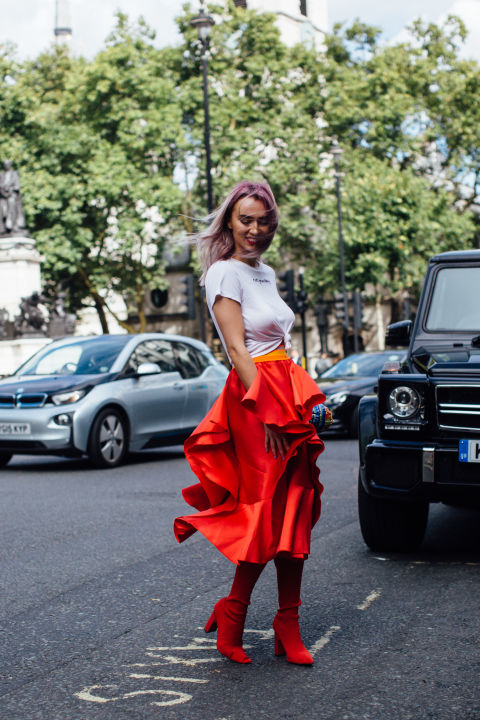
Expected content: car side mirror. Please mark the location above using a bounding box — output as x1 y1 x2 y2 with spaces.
137 362 161 376
385 320 412 348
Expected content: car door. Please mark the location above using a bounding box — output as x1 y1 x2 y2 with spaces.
172 341 212 432
121 339 187 448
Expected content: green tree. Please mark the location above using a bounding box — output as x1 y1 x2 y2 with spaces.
1 16 186 332
300 16 478 311
308 152 474 313
170 1 327 261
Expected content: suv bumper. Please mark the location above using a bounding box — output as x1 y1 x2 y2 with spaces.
362 439 480 503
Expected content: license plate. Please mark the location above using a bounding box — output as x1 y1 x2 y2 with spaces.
459 439 480 463
0 422 31 436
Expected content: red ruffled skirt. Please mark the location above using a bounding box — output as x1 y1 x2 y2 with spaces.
173 356 326 565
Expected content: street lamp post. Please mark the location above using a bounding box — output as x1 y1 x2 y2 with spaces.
190 0 215 215
190 1 215 343
331 140 351 356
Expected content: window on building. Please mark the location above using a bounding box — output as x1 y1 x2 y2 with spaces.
300 0 307 16
234 0 247 7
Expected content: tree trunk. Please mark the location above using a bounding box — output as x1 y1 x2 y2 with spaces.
93 295 109 334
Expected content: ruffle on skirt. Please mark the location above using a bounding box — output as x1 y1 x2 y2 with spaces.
173 359 326 565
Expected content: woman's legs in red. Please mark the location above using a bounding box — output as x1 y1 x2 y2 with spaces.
205 561 265 664
273 556 313 665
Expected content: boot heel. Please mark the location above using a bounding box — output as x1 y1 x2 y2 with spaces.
204 609 217 633
274 631 285 656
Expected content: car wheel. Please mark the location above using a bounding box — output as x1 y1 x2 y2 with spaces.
358 473 428 552
0 452 12 468
88 408 128 469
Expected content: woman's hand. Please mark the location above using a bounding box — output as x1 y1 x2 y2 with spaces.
264 424 289 461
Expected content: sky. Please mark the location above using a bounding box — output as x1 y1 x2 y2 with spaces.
0 0 479 62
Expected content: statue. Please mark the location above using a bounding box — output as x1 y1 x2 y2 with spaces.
13 292 49 337
0 307 9 338
48 291 76 336
0 159 27 236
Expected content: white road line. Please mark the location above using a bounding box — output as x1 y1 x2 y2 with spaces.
128 673 208 684
309 625 341 656
357 589 381 611
128 661 218 668
123 689 192 707
144 654 222 666
75 685 116 704
244 628 274 640
75 685 193 707
147 638 217 652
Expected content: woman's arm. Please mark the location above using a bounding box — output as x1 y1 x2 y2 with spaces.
212 296 256 391
212 296 288 460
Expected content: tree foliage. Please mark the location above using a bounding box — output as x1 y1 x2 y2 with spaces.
0 4 478 332
1 16 185 332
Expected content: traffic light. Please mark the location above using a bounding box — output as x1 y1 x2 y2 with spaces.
278 269 296 312
150 288 169 309
181 274 196 319
353 289 363 333
296 273 308 315
333 292 346 323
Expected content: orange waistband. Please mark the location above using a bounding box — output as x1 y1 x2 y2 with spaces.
253 348 289 363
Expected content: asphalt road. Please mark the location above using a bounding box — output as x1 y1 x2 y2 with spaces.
1 440 480 720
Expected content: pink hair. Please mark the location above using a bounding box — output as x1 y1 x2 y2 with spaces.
195 181 279 283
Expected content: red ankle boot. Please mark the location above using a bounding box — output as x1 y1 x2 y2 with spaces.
273 605 313 665
273 557 313 664
205 597 251 664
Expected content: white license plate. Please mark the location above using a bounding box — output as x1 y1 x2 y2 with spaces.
459 439 480 463
0 422 31 436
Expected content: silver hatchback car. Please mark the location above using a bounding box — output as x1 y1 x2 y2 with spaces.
0 333 229 468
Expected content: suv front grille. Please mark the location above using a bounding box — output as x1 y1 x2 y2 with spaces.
436 384 480 432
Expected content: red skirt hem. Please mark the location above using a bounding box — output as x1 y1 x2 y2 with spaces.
173 359 325 565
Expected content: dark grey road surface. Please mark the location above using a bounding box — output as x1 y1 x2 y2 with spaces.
1 441 479 720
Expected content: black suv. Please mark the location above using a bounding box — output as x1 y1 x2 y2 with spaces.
358 249 480 551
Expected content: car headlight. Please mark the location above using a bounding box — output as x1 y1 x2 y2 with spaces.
51 389 86 406
388 386 420 418
328 391 348 406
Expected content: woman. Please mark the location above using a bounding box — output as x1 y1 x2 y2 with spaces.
174 181 325 665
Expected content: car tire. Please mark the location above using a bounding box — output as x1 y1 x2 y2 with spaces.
87 408 128 469
0 452 12 467
358 473 429 552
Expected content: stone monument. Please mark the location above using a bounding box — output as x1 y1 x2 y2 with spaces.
0 159 43 323
0 160 53 375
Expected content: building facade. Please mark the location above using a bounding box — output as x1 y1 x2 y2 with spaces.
54 0 73 48
232 0 328 49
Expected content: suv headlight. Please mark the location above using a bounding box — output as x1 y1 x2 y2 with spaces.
52 389 86 406
388 386 420 418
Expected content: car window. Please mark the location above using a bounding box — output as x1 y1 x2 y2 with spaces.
33 345 82 375
173 342 209 379
127 340 177 374
321 352 404 378
17 337 131 376
426 266 480 331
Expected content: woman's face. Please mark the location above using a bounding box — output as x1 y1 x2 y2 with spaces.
228 196 271 261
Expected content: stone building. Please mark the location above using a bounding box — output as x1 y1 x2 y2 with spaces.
232 0 328 49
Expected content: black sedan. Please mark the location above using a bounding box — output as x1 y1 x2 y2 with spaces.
317 351 406 436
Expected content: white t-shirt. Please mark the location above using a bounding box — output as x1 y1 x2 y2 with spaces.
205 258 295 363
